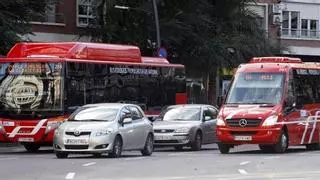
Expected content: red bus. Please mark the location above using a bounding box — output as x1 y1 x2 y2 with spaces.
0 42 186 152
216 57 320 153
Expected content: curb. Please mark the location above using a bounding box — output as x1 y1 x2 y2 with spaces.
0 142 20 147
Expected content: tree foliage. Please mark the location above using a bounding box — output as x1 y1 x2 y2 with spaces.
87 0 283 76
0 0 58 55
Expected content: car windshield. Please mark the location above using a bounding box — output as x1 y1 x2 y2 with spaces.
157 107 201 121
226 72 285 105
68 106 119 121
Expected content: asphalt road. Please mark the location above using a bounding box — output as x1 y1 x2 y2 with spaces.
0 144 319 180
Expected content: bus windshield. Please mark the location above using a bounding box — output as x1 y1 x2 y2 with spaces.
0 62 63 118
226 72 285 105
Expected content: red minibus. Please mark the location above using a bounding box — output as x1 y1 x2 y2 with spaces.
216 57 320 153
0 42 186 152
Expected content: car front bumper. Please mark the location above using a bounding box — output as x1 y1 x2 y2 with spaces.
154 133 191 146
53 134 115 154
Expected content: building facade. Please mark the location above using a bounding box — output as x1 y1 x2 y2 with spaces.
27 0 91 42
275 0 320 61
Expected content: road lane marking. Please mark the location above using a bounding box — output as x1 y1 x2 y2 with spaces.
82 162 96 167
240 161 250 165
238 169 248 175
124 157 146 161
0 157 18 161
65 172 75 179
263 156 280 160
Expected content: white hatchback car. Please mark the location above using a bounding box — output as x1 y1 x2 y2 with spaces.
53 103 154 158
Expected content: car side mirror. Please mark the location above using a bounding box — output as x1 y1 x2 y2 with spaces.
122 117 133 124
204 116 211 121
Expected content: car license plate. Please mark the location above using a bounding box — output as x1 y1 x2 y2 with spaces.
65 139 88 145
234 136 252 141
18 137 34 142
155 135 171 141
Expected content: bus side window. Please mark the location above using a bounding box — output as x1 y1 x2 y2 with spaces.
284 70 295 111
293 69 315 107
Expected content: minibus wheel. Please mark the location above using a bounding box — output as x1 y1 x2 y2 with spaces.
273 130 288 153
218 143 230 154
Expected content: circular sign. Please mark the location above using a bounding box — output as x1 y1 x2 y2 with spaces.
158 47 167 58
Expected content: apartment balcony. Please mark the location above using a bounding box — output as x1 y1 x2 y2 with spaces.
31 13 65 26
281 28 320 40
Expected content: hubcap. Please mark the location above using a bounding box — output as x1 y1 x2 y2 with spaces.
281 134 287 150
147 136 153 152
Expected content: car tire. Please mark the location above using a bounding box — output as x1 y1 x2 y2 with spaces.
218 143 230 154
191 132 202 151
56 152 68 159
141 134 154 156
174 146 183 151
273 130 288 153
109 136 123 158
23 143 40 153
259 145 274 153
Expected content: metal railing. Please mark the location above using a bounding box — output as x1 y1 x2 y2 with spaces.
31 13 65 24
281 28 320 39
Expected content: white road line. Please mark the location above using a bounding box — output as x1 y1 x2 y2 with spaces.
0 157 18 161
263 156 280 160
239 161 250 165
238 169 248 175
124 157 146 161
82 162 96 167
65 172 76 180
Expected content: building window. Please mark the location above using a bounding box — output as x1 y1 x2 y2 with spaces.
282 11 320 39
77 0 95 27
31 2 65 24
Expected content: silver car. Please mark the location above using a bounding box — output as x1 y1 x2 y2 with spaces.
153 104 218 151
53 103 154 158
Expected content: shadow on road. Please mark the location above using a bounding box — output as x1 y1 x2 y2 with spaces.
227 147 313 155
67 154 144 159
154 147 218 152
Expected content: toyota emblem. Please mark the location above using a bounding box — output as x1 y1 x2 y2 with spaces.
74 131 81 136
239 119 248 127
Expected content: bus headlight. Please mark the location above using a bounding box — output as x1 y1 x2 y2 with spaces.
262 115 278 126
216 117 226 126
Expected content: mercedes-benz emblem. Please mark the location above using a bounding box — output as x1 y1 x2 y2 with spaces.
161 129 166 133
239 119 248 127
74 131 81 136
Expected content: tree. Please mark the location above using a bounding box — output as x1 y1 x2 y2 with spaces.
0 0 59 55
86 0 284 103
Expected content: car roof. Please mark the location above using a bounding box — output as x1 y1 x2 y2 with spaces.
167 104 216 109
82 103 137 108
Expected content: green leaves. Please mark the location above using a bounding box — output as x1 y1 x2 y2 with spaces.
0 0 59 55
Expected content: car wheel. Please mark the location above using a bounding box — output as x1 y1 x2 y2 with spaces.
259 145 274 153
174 146 183 151
273 130 288 153
109 136 123 158
218 143 230 154
23 143 40 153
141 134 153 156
191 132 202 151
55 152 68 159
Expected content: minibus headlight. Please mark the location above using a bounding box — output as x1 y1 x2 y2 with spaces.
262 115 278 126
216 117 226 126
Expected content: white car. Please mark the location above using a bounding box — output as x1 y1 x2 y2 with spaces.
53 103 154 158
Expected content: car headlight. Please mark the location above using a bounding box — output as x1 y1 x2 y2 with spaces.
262 115 278 126
45 121 62 134
174 127 190 133
96 128 114 136
216 117 226 126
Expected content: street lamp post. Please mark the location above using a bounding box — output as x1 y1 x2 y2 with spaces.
114 0 161 49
